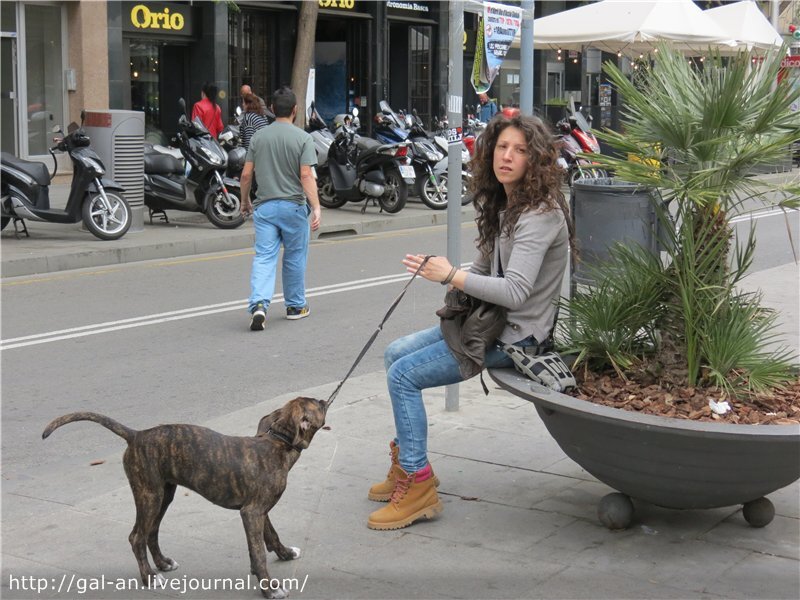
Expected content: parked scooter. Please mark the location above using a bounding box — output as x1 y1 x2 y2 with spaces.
317 108 414 214
218 121 246 182
143 99 243 229
375 101 470 210
556 104 606 186
306 102 335 173
1 111 132 240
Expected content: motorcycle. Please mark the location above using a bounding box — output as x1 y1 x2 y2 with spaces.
556 104 606 186
317 108 414 214
1 111 132 240
218 121 246 182
376 101 470 210
306 102 335 174
143 98 244 229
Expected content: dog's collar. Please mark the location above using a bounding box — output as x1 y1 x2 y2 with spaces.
267 427 305 453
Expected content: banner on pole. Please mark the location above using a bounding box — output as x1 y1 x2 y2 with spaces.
471 1 522 94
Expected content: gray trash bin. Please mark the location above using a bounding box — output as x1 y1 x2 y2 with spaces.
84 110 145 232
571 178 659 285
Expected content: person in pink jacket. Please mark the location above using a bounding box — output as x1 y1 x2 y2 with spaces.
191 82 223 138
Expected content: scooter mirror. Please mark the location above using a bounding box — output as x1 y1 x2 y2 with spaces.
51 124 62 134
412 108 418 117
178 98 187 117
235 106 242 117
80 109 85 126
352 107 359 118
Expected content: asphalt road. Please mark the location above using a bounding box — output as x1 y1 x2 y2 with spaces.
0 222 479 473
1 209 796 475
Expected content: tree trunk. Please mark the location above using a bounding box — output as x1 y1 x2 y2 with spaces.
290 1 319 129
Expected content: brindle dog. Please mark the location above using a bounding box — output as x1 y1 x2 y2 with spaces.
42 396 327 599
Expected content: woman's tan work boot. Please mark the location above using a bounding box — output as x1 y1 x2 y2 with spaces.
367 464 443 530
368 441 440 501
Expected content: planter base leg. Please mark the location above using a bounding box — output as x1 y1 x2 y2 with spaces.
598 492 634 530
742 497 775 528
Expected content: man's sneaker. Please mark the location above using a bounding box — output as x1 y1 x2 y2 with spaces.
250 303 266 331
286 305 310 320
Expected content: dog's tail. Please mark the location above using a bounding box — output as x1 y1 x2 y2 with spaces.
42 412 136 443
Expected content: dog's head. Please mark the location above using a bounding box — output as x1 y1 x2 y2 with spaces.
257 396 327 451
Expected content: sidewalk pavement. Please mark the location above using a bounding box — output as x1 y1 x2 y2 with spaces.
2 371 798 600
2 175 798 599
0 181 477 278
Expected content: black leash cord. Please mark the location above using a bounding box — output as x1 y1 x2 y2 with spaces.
326 255 433 406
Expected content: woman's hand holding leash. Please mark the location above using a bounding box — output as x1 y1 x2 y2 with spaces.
403 254 462 288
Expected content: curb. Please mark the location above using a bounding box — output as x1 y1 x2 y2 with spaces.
1 204 476 278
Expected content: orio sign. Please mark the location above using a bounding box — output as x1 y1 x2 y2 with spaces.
123 2 193 35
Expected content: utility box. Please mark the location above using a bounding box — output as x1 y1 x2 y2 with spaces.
571 178 661 285
84 110 145 232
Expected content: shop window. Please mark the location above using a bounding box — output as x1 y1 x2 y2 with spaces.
130 42 161 141
24 3 63 156
228 10 273 119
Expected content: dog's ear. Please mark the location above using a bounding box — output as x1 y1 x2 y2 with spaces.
256 407 282 435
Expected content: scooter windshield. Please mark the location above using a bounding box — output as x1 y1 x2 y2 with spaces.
379 101 405 131
572 111 592 133
192 117 210 135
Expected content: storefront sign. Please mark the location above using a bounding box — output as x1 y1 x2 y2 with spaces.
318 0 359 9
386 1 430 16
123 2 193 35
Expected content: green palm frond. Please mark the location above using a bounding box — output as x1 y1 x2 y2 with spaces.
564 44 799 391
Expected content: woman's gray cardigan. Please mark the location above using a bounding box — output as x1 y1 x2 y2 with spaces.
462 207 568 345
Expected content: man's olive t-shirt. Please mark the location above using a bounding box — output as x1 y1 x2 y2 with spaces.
245 122 316 207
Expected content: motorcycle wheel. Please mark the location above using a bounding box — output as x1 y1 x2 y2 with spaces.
1 217 9 230
82 192 131 240
417 173 448 210
206 187 245 229
379 168 407 214
317 174 347 209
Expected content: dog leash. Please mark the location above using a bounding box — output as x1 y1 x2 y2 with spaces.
326 255 433 407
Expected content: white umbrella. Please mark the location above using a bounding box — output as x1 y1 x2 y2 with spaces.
525 0 737 55
704 1 784 52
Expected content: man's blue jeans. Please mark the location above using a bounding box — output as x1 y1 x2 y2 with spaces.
248 200 310 313
384 325 515 473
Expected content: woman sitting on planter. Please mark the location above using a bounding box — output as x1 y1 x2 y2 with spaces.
367 114 576 531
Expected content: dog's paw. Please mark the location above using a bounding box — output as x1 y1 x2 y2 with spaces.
262 585 288 599
158 558 179 572
275 545 301 561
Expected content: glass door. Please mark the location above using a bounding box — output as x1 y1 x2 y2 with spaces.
24 3 64 157
1 35 16 154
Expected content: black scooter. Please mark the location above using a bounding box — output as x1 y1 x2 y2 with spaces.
143 99 243 229
317 108 413 214
1 111 132 240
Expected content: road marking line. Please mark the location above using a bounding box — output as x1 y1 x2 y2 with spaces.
0 264 472 351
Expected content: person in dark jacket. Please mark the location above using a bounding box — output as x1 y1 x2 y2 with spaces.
366 114 575 531
191 82 223 139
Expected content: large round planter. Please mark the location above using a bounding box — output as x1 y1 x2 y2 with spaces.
489 368 800 528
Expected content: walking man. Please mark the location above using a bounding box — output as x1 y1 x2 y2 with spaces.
240 87 321 331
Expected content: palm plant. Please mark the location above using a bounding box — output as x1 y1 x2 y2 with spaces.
561 45 800 393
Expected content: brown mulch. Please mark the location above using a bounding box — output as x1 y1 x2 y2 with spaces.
570 370 800 425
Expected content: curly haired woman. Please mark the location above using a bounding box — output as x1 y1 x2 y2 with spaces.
367 114 575 531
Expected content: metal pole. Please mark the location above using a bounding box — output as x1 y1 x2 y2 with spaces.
445 0 464 412
519 0 534 115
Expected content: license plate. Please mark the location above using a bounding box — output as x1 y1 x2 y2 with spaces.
398 165 415 179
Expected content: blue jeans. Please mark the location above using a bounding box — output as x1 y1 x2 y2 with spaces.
384 325 515 473
248 200 310 313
